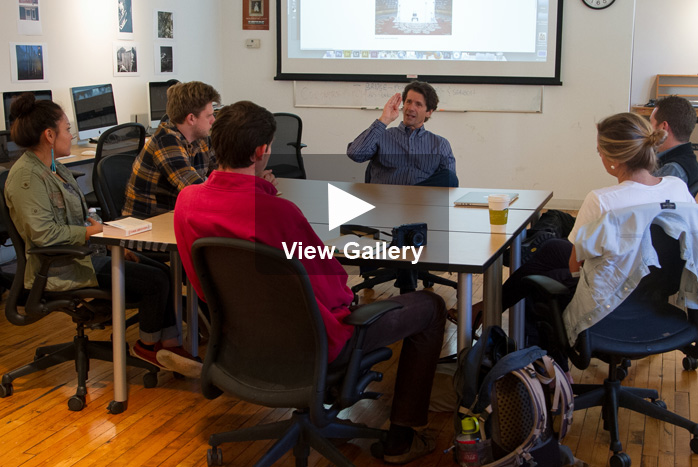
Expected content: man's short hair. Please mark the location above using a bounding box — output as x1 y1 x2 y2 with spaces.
211 101 276 169
166 81 221 124
654 95 696 143
402 81 439 114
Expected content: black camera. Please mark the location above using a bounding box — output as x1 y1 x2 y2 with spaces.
391 223 428 248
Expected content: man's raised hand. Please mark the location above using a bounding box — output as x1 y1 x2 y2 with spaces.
379 93 402 126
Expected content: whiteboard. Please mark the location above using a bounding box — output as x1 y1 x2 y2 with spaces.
293 81 543 113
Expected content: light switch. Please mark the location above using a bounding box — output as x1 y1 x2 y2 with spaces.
245 39 261 49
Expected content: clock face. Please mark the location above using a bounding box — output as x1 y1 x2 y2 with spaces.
582 0 615 9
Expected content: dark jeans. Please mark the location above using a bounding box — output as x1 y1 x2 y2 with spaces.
92 253 176 342
502 238 578 371
330 290 447 427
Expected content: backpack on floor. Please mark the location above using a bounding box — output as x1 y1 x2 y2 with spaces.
453 326 574 466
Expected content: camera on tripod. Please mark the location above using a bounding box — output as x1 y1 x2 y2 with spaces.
391 223 427 248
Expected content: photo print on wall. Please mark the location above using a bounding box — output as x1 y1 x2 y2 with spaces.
17 0 42 35
10 43 47 82
113 42 139 76
118 0 134 38
156 10 174 39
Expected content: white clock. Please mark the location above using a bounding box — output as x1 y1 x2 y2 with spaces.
582 0 615 9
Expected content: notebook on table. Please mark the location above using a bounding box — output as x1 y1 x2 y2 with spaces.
454 191 519 207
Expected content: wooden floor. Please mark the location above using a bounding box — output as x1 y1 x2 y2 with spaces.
1 267 698 467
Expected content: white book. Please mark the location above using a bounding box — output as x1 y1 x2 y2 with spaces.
102 217 152 236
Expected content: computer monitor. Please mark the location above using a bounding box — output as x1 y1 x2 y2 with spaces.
3 89 53 131
148 81 170 129
70 83 118 142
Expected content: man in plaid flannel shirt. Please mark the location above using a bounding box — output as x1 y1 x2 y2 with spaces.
122 81 221 218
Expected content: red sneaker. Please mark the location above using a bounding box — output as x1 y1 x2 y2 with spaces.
131 341 166 369
156 347 202 378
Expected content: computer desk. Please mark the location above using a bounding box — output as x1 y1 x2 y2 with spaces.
91 180 551 413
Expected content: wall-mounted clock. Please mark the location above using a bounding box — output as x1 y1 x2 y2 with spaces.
582 0 615 9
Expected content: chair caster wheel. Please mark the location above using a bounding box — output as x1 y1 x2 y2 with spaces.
207 447 222 466
0 382 13 397
143 372 158 388
610 452 631 467
691 437 698 454
683 356 698 371
651 399 667 410
108 400 127 414
68 395 86 411
422 280 434 288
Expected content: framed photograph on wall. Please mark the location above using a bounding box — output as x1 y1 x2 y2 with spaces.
113 42 139 76
154 44 175 74
9 43 47 82
18 0 42 35
243 0 269 30
117 0 134 39
155 10 174 40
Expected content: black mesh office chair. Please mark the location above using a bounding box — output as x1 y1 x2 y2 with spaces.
268 112 307 179
93 153 137 222
0 169 159 411
523 224 698 466
192 237 402 466
85 122 146 209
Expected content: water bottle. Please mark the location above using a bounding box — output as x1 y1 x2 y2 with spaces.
455 416 492 467
85 208 107 256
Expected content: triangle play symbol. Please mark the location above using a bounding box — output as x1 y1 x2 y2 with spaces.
327 183 375 230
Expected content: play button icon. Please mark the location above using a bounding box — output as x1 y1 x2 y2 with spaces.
327 183 375 230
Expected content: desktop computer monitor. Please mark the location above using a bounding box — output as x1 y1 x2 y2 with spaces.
3 89 53 131
148 81 170 129
70 83 118 142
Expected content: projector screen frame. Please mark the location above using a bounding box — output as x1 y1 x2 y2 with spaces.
275 0 563 86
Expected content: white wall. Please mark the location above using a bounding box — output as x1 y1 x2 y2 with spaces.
220 1 638 209
0 0 222 132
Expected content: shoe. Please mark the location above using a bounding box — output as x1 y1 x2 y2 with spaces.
383 431 436 464
156 348 202 378
161 345 202 363
131 341 167 370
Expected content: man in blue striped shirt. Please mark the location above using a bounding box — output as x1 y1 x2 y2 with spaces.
347 81 458 187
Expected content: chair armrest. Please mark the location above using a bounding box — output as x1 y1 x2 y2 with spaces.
522 275 573 355
28 245 92 258
344 300 403 327
522 274 570 298
288 142 307 150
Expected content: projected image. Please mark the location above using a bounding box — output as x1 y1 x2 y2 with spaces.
375 0 452 36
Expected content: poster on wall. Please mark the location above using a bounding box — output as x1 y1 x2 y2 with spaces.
118 0 134 39
243 0 269 30
155 10 174 40
17 0 42 35
154 44 175 74
9 43 47 83
113 42 139 76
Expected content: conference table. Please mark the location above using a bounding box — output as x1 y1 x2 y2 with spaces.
92 178 551 413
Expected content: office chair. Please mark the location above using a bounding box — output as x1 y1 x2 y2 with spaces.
85 122 146 209
523 223 698 466
0 169 159 411
93 153 137 222
192 237 402 466
268 112 307 179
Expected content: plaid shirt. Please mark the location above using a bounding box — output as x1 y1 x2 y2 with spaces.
122 121 217 218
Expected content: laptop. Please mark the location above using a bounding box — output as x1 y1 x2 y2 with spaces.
454 191 519 207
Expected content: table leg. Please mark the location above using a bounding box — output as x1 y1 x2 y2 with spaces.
109 245 128 412
508 232 525 347
456 272 473 353
185 280 199 357
170 252 183 345
483 255 503 328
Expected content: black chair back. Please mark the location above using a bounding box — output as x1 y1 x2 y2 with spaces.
269 113 306 179
93 122 146 166
0 169 35 325
192 237 327 409
94 154 137 222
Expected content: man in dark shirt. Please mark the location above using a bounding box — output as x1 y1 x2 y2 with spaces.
650 95 698 195
122 81 221 218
